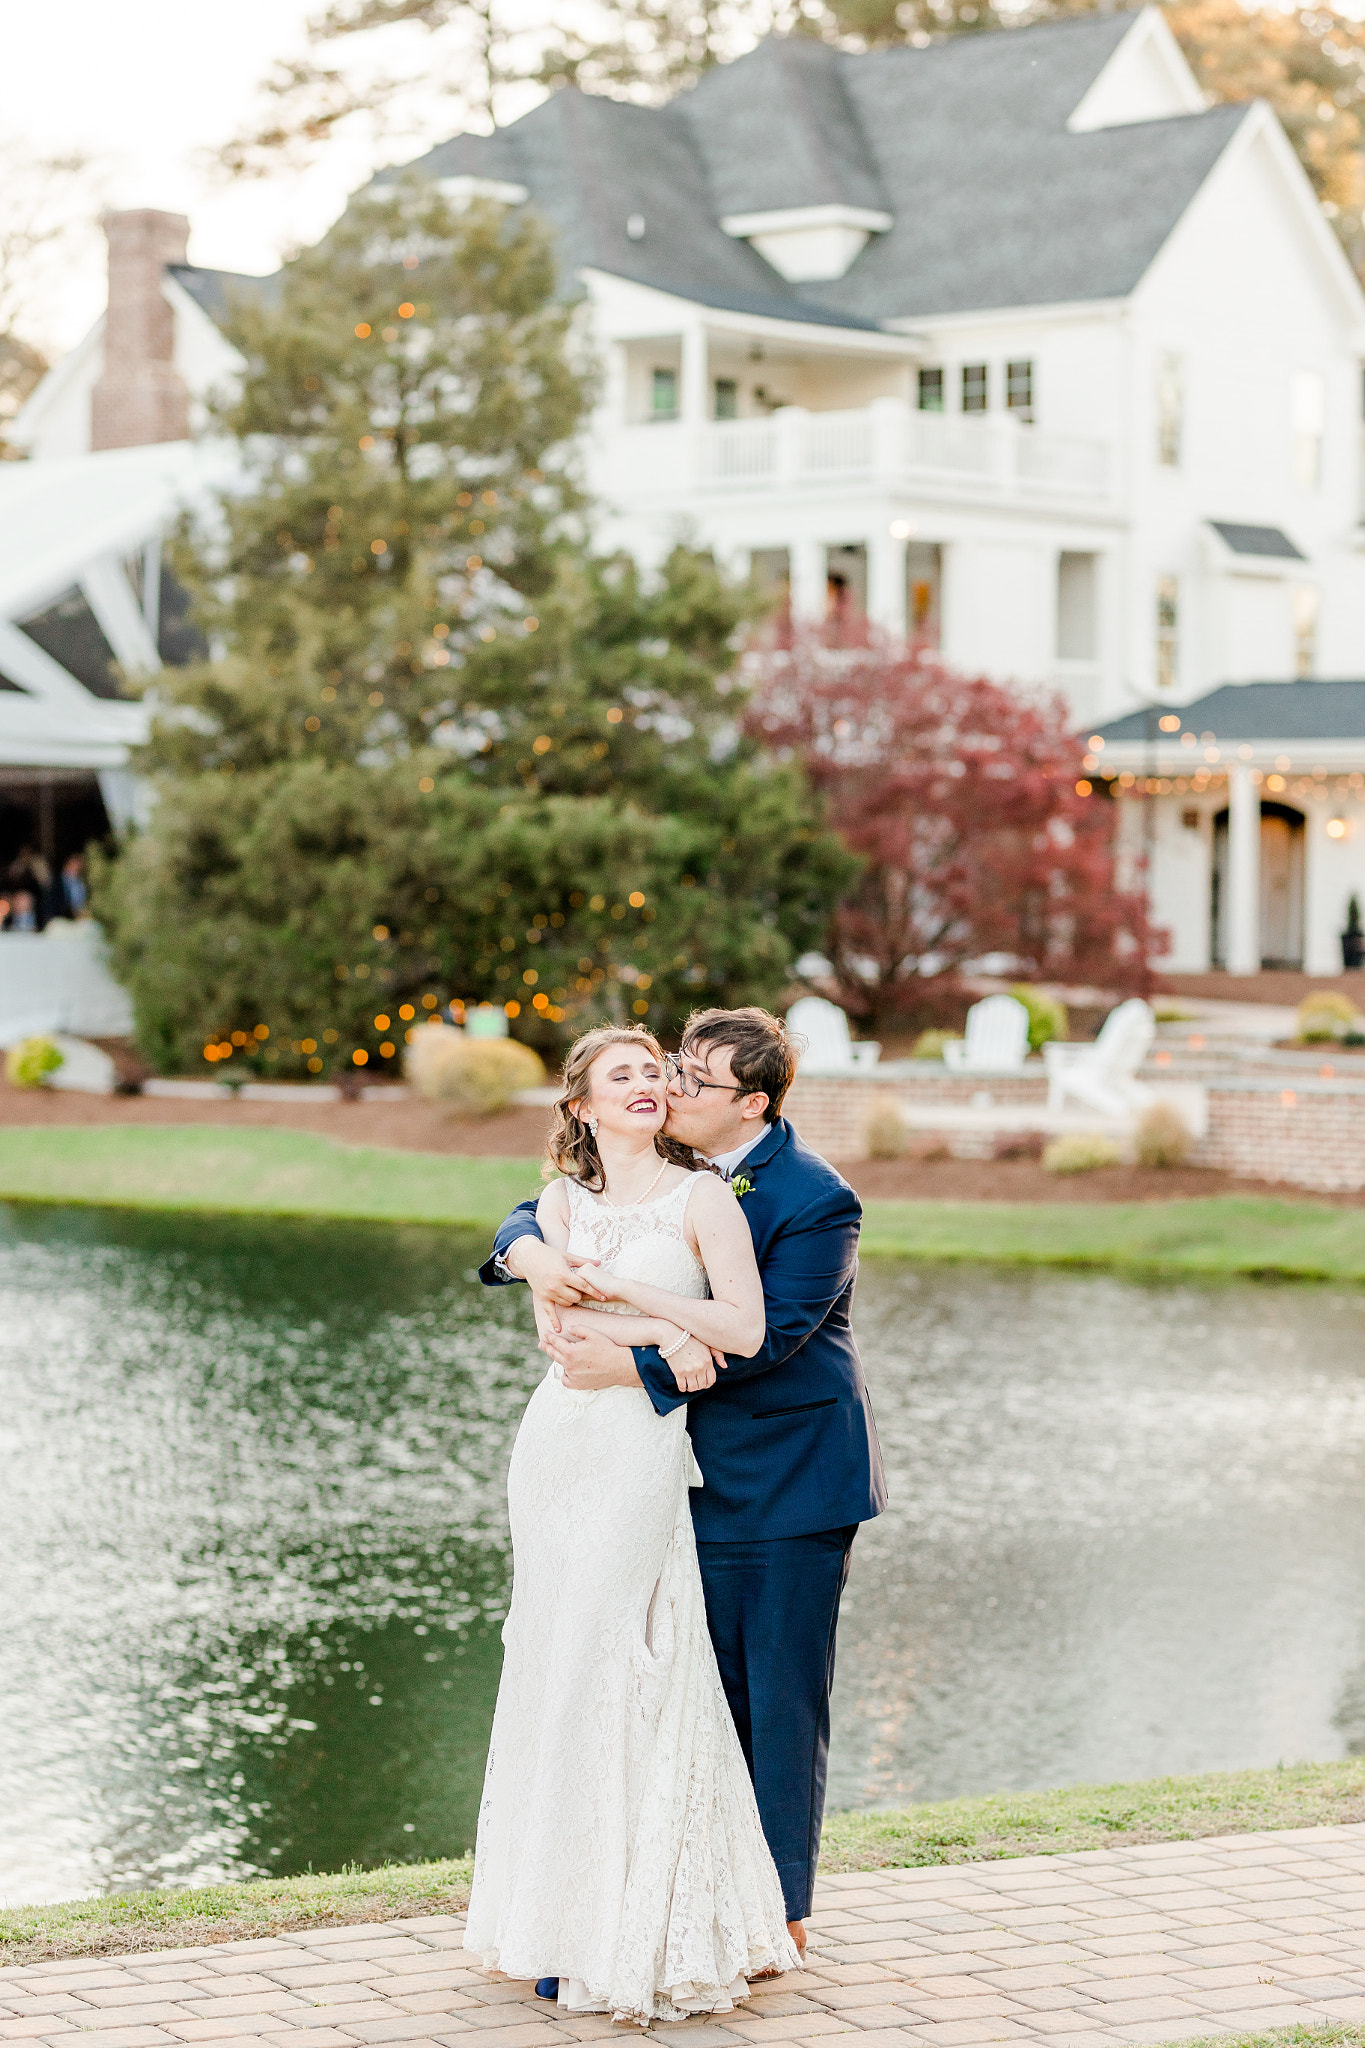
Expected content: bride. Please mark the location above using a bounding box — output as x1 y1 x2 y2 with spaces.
463 1025 800 2025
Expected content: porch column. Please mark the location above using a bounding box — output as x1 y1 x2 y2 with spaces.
789 538 827 623
867 531 906 638
1226 762 1261 974
679 322 708 425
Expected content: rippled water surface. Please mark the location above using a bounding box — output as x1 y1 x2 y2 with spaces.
3 1202 1364 1904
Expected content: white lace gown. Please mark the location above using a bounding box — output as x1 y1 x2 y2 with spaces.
464 1174 800 2025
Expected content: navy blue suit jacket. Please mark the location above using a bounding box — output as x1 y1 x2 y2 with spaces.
480 1118 887 1542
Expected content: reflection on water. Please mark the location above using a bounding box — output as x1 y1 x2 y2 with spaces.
2 1203 1364 1904
833 1263 1365 1809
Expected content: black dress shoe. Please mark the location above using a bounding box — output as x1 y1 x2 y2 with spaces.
535 1979 559 2001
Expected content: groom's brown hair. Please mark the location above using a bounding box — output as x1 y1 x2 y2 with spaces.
680 1006 799 1124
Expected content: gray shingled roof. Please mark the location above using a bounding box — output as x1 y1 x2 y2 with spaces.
169 264 281 324
376 91 884 327
683 36 888 221
1209 520 1306 559
1096 680 1365 744
810 21 1248 318
369 11 1253 325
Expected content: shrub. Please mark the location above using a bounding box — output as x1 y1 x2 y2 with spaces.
1297 991 1361 1042
1152 1002 1199 1023
1043 1131 1121 1174
863 1102 910 1158
912 1029 962 1060
1134 1099 1193 1168
5 1037 63 1089
1008 984 1068 1051
406 1027 544 1113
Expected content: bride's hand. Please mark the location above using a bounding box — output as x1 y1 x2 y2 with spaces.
571 1262 632 1304
668 1334 720 1395
556 1305 614 1338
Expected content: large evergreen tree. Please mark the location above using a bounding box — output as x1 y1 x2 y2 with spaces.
100 183 851 1079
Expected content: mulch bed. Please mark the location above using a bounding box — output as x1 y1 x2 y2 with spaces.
1 1079 1359 1207
1157 969 1365 1005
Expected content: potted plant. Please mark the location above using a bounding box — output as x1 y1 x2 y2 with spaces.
1343 894 1364 970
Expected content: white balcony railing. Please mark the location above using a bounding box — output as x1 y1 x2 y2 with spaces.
691 397 1111 501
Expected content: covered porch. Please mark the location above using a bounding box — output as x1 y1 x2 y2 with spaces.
1088 680 1365 976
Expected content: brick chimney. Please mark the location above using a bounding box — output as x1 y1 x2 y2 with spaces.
90 209 191 450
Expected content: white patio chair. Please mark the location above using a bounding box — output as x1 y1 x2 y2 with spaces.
786 996 880 1073
942 994 1030 1072
1043 997 1155 1118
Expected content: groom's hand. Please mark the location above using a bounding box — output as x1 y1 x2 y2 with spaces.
545 1325 642 1391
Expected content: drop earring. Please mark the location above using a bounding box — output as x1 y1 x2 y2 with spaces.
587 1116 599 1137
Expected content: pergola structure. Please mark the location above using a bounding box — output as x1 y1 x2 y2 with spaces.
0 438 231 862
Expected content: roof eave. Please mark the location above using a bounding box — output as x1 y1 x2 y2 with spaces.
582 266 926 351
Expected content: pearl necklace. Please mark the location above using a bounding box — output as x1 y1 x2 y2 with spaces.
601 1156 669 1209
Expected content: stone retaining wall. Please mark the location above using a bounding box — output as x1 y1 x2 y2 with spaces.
784 1067 1365 1193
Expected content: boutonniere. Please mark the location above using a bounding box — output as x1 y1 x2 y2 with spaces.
731 1173 756 1200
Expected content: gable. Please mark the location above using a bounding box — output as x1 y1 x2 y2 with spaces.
1067 7 1206 132
1136 103 1365 336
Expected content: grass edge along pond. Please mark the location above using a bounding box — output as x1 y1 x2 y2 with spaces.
7 1761 1365 1969
0 1124 1364 1277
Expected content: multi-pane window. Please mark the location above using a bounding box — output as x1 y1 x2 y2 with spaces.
713 377 738 420
918 366 944 412
1006 360 1034 420
961 363 988 412
1292 586 1319 679
1155 352 1182 466
1155 576 1179 693
651 366 678 419
1292 370 1324 490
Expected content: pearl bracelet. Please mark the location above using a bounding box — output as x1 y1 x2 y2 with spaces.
659 1330 692 1361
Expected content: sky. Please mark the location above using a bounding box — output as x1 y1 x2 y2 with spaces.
5 0 496 351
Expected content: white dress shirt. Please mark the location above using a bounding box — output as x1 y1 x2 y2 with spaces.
703 1127 768 1180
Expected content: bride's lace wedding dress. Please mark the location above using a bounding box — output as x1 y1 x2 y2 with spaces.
464 1173 799 2025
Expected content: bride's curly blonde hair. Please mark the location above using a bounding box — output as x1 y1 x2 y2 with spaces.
545 1024 698 1192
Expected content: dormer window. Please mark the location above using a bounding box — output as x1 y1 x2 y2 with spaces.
718 203 893 284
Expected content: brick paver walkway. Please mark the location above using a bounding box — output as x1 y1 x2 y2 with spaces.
10 1826 1365 2048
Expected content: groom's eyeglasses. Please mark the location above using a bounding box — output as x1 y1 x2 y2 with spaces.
664 1053 743 1100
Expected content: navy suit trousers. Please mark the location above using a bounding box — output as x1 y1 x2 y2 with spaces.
696 1524 857 1923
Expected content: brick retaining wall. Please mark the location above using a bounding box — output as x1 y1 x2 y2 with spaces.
784 1067 1365 1194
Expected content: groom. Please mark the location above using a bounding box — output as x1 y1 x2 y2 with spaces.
480 1005 887 1953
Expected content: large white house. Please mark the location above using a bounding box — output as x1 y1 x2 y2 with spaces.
368 4 1365 725
10 7 1365 972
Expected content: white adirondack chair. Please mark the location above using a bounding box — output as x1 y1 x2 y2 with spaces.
1043 997 1155 1118
942 994 1030 1072
786 996 880 1073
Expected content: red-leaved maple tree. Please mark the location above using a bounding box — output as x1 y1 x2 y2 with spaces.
744 630 1159 1030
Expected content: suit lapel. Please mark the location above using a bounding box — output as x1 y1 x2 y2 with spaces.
729 1119 790 1253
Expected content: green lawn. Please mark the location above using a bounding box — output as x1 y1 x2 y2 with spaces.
0 1125 1363 1278
858 1194 1365 1280
5 1761 1365 1967
0 1125 543 1228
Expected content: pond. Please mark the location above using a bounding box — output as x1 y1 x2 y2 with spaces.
3 1201 1364 1905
